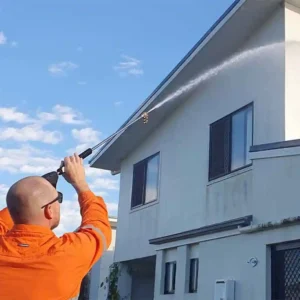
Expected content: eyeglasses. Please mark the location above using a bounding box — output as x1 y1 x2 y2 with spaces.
41 192 63 209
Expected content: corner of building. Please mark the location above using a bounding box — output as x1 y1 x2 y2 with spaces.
284 1 300 140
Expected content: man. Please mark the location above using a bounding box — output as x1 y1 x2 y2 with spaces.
0 153 112 300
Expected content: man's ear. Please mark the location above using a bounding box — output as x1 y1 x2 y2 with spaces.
44 205 53 220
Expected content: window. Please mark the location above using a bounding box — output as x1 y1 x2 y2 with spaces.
164 262 176 294
131 153 160 208
189 258 199 293
209 104 253 180
271 241 300 299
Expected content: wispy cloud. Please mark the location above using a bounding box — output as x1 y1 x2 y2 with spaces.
114 55 144 77
0 183 9 209
0 105 88 126
77 81 87 85
72 127 101 144
38 105 88 125
10 41 18 48
0 107 33 124
0 144 113 179
0 125 62 144
0 145 59 174
0 31 7 45
90 178 119 190
48 61 78 76
68 127 101 155
114 101 123 107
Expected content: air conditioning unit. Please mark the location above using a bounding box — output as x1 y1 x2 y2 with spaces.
214 279 235 300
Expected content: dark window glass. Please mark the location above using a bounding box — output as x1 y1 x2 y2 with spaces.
189 258 199 293
164 262 176 294
131 153 160 208
209 104 253 180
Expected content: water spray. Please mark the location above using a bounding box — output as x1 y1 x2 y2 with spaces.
42 41 293 188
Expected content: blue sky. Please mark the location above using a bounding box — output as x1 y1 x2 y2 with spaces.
0 0 233 235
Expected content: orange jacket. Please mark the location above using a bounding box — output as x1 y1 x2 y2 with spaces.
0 190 112 300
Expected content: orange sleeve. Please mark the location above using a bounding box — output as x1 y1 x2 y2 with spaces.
60 190 112 276
0 208 14 235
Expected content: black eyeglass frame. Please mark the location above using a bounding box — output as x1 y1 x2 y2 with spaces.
41 192 63 209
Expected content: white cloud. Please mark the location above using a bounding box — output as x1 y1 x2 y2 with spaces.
48 61 78 76
0 184 8 209
54 200 81 236
85 167 111 178
114 101 123 107
0 31 7 45
67 127 101 162
38 105 88 125
37 112 57 122
0 125 62 144
0 107 33 124
90 178 119 190
0 105 88 127
72 127 101 144
114 55 144 77
54 105 87 125
77 81 87 85
0 184 8 195
67 143 90 156
0 145 59 174
0 145 114 182
11 41 18 48
107 202 118 214
128 68 144 76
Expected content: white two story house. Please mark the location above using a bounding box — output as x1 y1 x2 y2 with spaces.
91 0 300 299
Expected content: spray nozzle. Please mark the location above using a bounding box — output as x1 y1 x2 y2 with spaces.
142 112 149 124
42 148 93 189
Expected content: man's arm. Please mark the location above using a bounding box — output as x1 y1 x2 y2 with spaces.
60 189 112 273
58 154 112 276
0 207 14 235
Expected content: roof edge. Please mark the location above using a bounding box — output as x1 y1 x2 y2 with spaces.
89 0 244 167
250 139 300 153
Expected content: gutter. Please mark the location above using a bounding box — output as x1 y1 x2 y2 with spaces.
238 216 300 234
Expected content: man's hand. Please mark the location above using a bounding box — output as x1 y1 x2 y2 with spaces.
63 154 89 193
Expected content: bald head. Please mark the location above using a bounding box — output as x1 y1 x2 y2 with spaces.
6 176 59 227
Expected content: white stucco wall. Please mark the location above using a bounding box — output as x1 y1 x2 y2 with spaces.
158 224 300 300
285 3 300 140
115 6 285 263
152 150 300 299
251 147 300 223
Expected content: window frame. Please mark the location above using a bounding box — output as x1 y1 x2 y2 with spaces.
208 103 254 181
131 152 160 209
188 258 199 293
164 261 177 295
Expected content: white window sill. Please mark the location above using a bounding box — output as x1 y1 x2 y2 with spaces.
207 165 253 186
130 200 159 213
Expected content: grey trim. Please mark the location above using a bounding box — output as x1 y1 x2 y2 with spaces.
89 0 242 165
250 139 300 153
149 215 252 245
81 225 108 251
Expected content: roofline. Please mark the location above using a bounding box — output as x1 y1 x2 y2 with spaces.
250 139 300 153
90 0 243 167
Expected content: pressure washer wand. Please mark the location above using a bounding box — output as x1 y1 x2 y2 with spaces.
43 112 149 188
